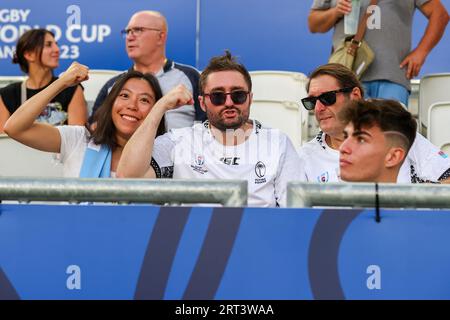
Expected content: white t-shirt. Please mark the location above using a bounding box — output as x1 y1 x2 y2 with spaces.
298 131 450 183
151 120 305 207
57 125 89 177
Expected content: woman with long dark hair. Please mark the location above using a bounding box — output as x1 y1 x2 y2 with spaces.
3 62 180 178
0 29 87 132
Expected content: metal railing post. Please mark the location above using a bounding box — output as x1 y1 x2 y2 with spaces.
287 182 450 208
0 177 248 207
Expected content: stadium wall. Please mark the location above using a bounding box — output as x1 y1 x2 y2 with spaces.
0 0 449 76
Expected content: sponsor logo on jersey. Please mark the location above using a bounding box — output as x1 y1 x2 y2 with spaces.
220 157 240 166
439 151 448 159
317 172 329 183
255 161 267 184
195 155 205 166
191 154 208 174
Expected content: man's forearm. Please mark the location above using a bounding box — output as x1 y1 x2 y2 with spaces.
308 8 341 33
117 105 166 178
416 2 450 55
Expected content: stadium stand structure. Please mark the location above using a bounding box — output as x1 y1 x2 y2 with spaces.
418 73 450 137
0 133 63 177
0 76 26 89
249 70 310 148
428 101 450 154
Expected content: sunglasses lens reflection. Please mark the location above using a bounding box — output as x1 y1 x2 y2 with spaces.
301 92 337 110
320 92 337 106
209 91 248 106
302 98 316 110
230 91 248 104
209 93 226 105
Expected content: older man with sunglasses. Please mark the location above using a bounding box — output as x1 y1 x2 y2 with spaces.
298 63 450 184
117 51 304 207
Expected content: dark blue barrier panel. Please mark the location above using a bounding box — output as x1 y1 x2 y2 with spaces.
1 204 450 299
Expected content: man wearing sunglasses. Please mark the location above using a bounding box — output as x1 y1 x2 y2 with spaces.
89 10 206 130
118 51 304 207
298 63 450 183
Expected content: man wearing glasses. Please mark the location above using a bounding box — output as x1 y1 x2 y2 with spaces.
298 63 450 183
90 10 206 130
117 51 304 207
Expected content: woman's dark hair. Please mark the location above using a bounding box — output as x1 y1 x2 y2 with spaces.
88 71 166 150
12 28 55 74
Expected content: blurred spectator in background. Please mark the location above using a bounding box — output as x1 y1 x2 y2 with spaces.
90 10 206 130
0 28 87 133
308 0 449 106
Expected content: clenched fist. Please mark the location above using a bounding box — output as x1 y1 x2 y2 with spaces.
158 84 194 111
60 62 89 88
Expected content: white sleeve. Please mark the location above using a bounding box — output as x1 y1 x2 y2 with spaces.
56 126 88 163
275 136 307 207
297 146 311 182
407 134 450 182
151 132 177 178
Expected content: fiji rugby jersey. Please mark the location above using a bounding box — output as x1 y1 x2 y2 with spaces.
151 120 305 207
298 131 450 183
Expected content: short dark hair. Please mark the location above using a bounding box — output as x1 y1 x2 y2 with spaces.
13 29 55 74
89 71 166 150
306 63 365 97
339 99 417 152
199 50 252 94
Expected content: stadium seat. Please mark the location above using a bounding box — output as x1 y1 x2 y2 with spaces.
427 101 450 152
249 71 309 148
408 79 420 118
71 69 122 116
0 76 26 89
418 73 450 136
0 134 63 177
250 100 303 147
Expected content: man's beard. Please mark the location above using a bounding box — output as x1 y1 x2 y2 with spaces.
207 106 249 132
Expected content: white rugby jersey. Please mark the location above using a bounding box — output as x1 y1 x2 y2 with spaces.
298 131 450 183
151 120 305 207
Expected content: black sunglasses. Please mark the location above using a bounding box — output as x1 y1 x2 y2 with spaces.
203 90 249 106
301 87 353 110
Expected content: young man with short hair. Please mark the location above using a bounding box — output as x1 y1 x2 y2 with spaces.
338 99 417 182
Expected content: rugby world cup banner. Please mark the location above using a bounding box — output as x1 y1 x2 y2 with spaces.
1 204 450 300
0 0 197 76
2 1 449 77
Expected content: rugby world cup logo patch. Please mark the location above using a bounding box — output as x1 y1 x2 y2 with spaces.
195 155 205 166
191 154 208 174
317 172 329 183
